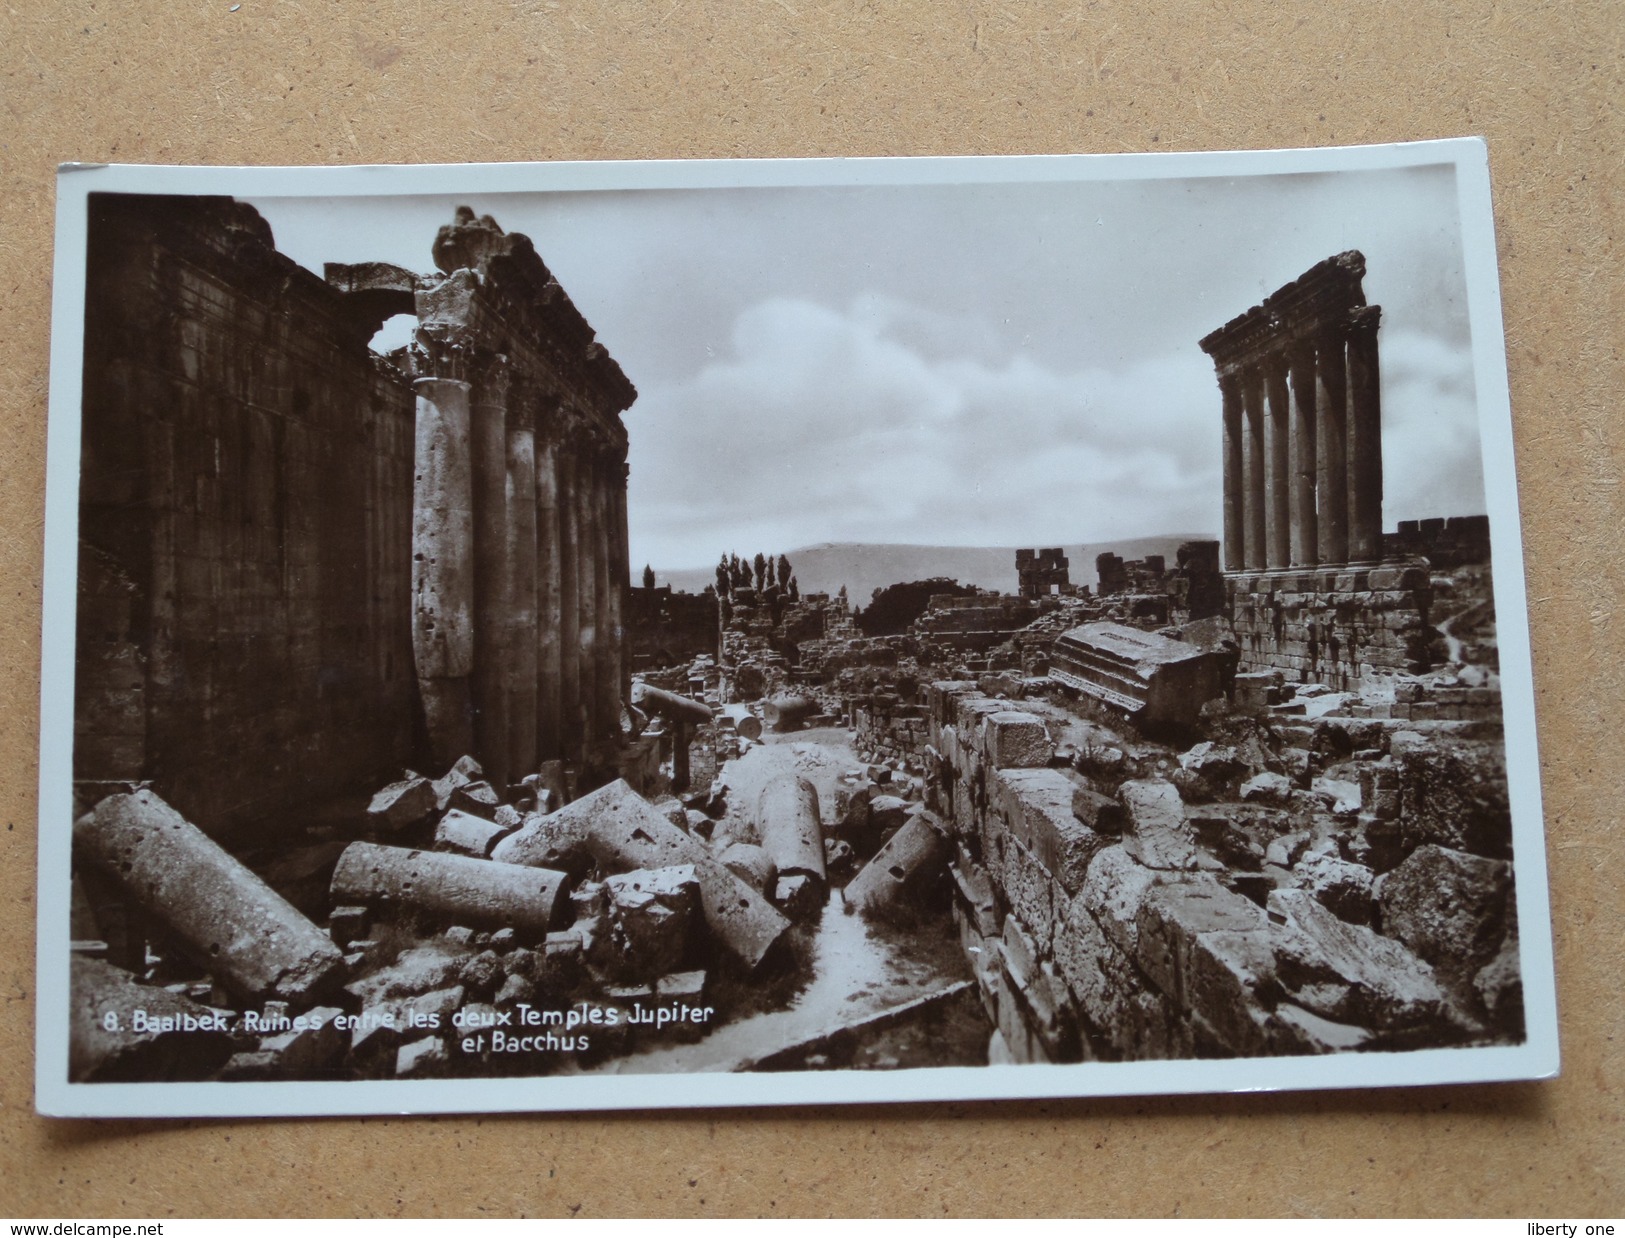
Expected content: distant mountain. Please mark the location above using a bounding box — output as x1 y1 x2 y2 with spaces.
653 535 1215 605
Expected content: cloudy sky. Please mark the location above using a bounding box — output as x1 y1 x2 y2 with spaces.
251 161 1486 573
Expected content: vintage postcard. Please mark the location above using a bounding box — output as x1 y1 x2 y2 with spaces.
35 140 1558 1117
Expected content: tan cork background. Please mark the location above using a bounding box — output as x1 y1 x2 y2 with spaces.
1 0 1619 1218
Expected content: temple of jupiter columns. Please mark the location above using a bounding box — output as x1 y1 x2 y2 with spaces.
1200 252 1440 690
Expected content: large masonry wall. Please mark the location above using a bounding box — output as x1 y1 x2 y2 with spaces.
76 194 418 834
918 680 1520 1062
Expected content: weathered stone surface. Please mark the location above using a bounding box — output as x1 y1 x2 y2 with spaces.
368 776 438 832
1389 734 1512 860
718 842 777 894
1050 622 1224 727
69 958 236 1083
846 814 950 917
1133 876 1269 1006
396 1035 449 1077
1119 779 1200 870
74 791 346 1003
345 944 469 1006
430 755 483 812
332 842 571 937
457 951 504 996
328 905 369 947
434 807 520 858
496 780 789 969
1473 930 1524 1031
1269 888 1447 1032
981 710 1054 769
1071 784 1125 835
257 1005 347 1075
603 865 700 977
1295 852 1376 924
1271 1002 1373 1054
1240 772 1294 805
994 768 1110 893
1187 929 1278 1056
1078 845 1160 957
774 872 824 920
1053 890 1138 1042
1375 844 1512 977
756 773 828 887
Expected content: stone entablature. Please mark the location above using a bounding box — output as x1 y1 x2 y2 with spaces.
1200 252 1384 573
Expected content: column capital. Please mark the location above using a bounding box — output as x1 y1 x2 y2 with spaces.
1347 303 1382 338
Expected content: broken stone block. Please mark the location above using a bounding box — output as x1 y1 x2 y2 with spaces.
1473 930 1524 1032
1050 622 1224 728
1186 928 1278 1056
332 842 572 938
981 710 1054 769
1269 888 1448 1033
1118 779 1200 871
449 780 502 820
603 865 700 979
657 969 707 1001
995 768 1111 893
1311 776 1362 815
328 905 369 947
396 1035 449 1077
498 780 789 970
435 807 519 858
445 925 476 947
368 776 438 832
257 1005 347 1075
1077 845 1158 957
494 970 533 1006
1375 844 1512 978
1240 772 1295 805
1132 876 1268 1006
1294 852 1375 924
1271 1002 1374 1054
684 809 714 838
1231 671 1279 714
345 944 469 1007
458 950 504 997
218 1050 281 1081
69 957 237 1083
430 755 484 812
824 837 857 876
774 872 823 920
74 790 346 1004
489 927 517 952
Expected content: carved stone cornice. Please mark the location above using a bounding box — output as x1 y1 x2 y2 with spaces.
1200 251 1369 377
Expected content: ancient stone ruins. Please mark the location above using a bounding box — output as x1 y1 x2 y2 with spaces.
68 201 1519 1084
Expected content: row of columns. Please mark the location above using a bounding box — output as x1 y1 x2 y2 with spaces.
1218 305 1383 573
411 351 629 790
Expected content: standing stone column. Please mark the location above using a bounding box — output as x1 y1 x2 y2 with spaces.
594 458 616 743
1220 373 1244 572
1315 328 1350 566
504 386 539 782
1345 305 1384 563
1263 354 1292 569
612 460 631 716
1241 367 1267 572
575 439 600 748
556 433 581 765
411 374 475 766
534 409 564 763
1287 340 1319 568
470 355 512 792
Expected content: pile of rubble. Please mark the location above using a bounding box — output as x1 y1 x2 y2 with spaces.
68 696 967 1083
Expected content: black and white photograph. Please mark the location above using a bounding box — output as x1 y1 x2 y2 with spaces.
36 142 1557 1117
